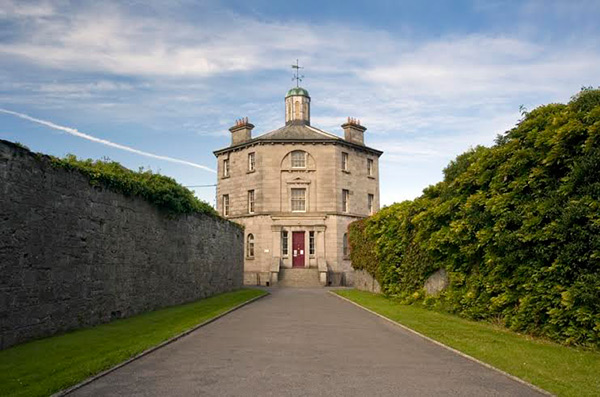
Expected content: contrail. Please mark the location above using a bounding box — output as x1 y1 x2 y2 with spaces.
0 108 216 173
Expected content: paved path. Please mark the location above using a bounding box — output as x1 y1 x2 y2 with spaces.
72 288 544 396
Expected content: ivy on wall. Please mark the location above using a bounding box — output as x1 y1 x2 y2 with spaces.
349 88 600 347
48 154 218 217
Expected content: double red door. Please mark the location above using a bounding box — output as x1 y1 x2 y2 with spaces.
292 231 305 267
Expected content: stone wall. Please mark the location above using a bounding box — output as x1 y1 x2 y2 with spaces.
353 269 381 294
0 140 243 350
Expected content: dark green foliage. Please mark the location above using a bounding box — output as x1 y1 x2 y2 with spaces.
349 89 600 347
49 154 218 217
13 141 30 151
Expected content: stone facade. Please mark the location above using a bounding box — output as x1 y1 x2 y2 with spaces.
214 87 383 286
0 140 243 349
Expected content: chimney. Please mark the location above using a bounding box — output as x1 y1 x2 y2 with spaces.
229 117 254 146
341 117 366 145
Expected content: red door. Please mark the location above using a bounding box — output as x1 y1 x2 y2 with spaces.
292 232 305 268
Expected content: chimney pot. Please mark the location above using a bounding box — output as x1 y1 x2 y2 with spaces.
229 117 254 146
342 117 367 145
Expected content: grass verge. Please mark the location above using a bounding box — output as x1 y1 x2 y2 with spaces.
334 289 600 397
0 288 267 397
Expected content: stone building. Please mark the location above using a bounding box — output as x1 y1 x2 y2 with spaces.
213 86 383 286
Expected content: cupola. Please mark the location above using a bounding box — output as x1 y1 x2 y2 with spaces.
285 87 311 125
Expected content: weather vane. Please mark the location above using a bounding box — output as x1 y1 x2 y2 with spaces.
291 59 304 87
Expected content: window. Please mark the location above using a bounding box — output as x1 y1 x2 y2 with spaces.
248 190 255 214
248 152 255 172
368 194 374 215
342 152 349 171
281 231 288 256
223 159 230 177
247 234 254 258
223 194 229 216
342 189 349 213
291 151 306 168
291 188 306 212
343 233 349 258
367 158 373 176
295 100 300 118
309 231 315 256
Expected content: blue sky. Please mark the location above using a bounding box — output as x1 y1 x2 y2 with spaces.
1 0 599 206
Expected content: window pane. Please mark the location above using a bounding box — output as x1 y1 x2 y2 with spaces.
291 151 306 168
248 190 255 213
247 234 254 257
282 231 288 256
248 153 255 171
342 189 349 212
309 231 315 255
223 195 229 216
291 188 306 211
343 233 348 257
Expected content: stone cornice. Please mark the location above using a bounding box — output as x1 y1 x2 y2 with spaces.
213 138 383 157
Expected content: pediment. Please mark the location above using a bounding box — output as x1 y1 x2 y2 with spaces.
286 176 311 185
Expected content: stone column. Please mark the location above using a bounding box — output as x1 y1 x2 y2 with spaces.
270 225 282 284
316 226 328 285
316 226 326 259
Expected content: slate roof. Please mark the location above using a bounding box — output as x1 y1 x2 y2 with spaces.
213 122 382 156
254 123 342 142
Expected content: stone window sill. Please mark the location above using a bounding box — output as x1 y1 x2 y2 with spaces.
367 175 376 180
342 170 351 174
246 257 255 260
222 175 230 179
247 170 256 174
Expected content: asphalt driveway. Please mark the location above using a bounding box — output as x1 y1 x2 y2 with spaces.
71 288 544 396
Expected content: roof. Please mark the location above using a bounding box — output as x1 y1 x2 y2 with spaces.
286 87 310 98
255 123 341 141
213 123 383 156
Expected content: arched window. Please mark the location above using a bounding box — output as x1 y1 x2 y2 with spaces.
247 234 255 258
290 150 306 168
343 233 349 258
295 100 300 119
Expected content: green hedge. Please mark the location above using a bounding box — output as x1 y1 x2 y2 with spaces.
349 88 600 347
49 154 217 217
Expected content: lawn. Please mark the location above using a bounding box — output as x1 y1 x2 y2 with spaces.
334 289 600 397
0 288 267 397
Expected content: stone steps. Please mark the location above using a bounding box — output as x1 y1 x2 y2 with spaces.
278 268 322 288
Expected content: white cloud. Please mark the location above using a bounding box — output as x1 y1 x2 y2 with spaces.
0 0 55 18
1 0 598 204
0 108 216 173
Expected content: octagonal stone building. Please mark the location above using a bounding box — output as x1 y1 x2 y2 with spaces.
213 86 383 287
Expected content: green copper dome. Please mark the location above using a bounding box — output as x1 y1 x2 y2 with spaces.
286 87 310 98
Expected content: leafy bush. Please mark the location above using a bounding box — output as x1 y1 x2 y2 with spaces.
350 88 600 347
49 154 217 217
